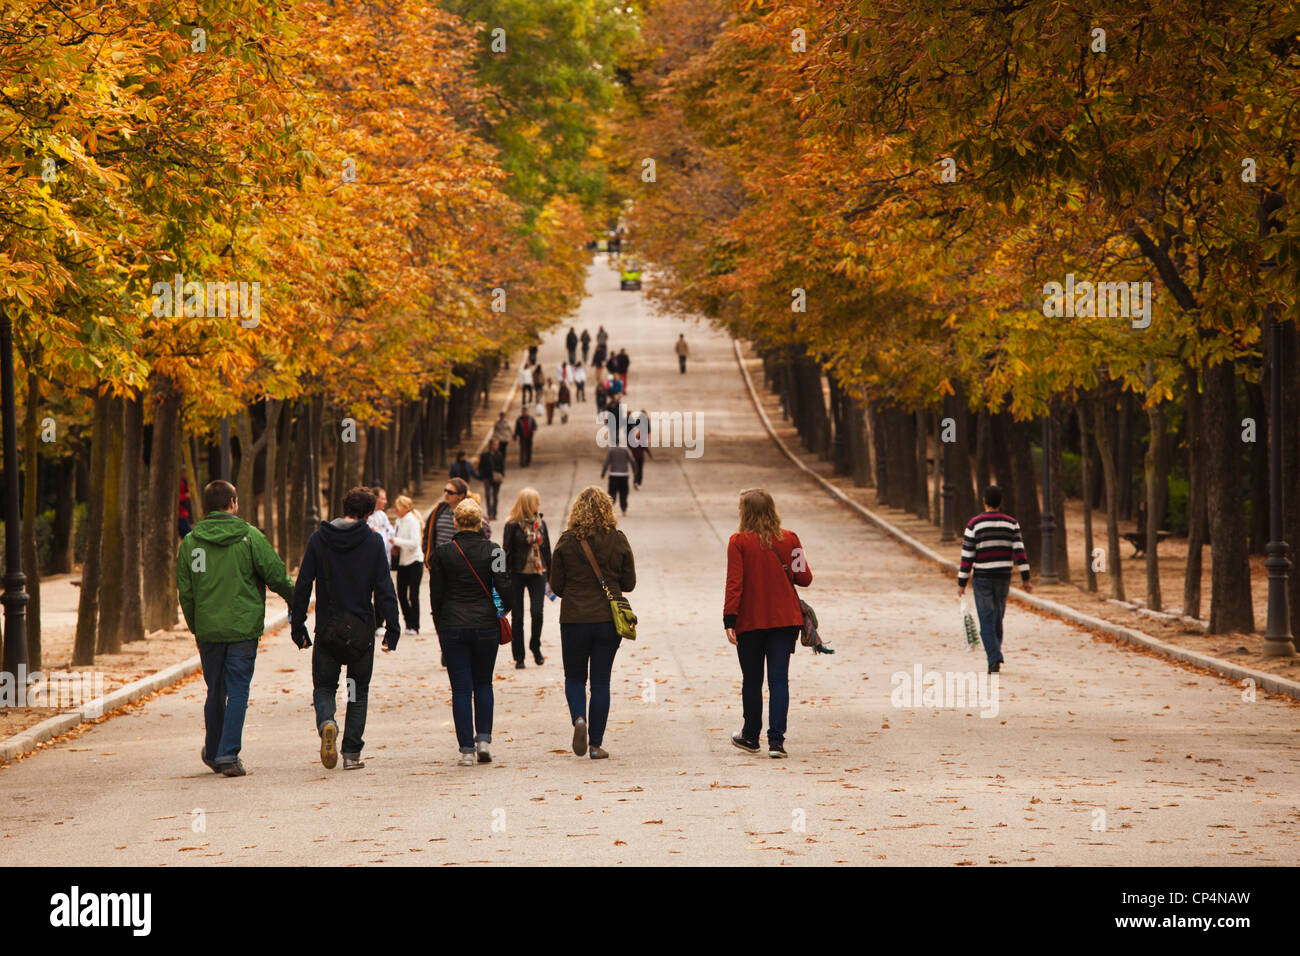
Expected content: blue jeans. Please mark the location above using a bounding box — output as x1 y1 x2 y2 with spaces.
197 639 259 765
440 629 499 752
736 627 798 746
972 575 1011 666
560 622 621 747
313 640 374 755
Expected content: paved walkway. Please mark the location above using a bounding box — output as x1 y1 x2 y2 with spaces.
3 260 1298 865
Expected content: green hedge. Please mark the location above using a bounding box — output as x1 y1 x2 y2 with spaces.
0 503 87 575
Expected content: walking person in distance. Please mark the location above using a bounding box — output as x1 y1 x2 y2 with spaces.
957 485 1032 675
548 486 636 759
724 488 812 759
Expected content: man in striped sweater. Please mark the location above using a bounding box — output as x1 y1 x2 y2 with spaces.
957 486 1032 674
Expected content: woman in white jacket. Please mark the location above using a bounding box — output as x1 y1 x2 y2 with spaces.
392 495 426 634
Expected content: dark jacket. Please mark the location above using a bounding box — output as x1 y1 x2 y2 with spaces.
291 517 401 647
478 447 504 483
429 530 511 633
549 527 636 624
503 517 552 576
450 458 478 482
514 414 537 441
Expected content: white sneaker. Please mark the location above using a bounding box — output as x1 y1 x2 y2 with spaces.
458 752 475 766
476 741 492 763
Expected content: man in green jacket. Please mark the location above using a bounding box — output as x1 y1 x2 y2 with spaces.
176 479 295 776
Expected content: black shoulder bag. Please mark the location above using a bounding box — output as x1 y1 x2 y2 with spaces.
315 540 374 665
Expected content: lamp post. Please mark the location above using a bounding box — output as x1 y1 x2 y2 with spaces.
1040 412 1058 584
0 309 28 677
1263 302 1295 657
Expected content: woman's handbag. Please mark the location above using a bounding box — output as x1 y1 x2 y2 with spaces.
766 542 831 654
390 543 400 572
453 540 513 646
579 538 637 640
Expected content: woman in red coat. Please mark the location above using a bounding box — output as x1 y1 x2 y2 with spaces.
724 488 812 758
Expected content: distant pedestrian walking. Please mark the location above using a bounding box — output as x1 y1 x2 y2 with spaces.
566 327 579 365
557 380 571 423
580 328 591 363
518 362 534 406
574 362 587 402
601 442 635 515
177 480 295 777
367 486 395 567
615 348 630 389
595 378 608 413
503 487 551 668
391 495 425 635
548 486 636 760
514 408 537 467
450 450 478 483
957 485 1032 674
492 410 512 460
675 334 689 373
544 377 558 425
428 497 511 766
178 466 193 538
291 486 401 772
724 489 812 759
478 439 504 520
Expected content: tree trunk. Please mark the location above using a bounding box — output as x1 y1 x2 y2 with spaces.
1183 367 1206 618
1093 394 1125 601
1203 359 1255 633
914 409 930 520
1008 419 1041 569
142 377 180 632
96 394 127 654
73 394 109 665
261 399 281 542
1048 408 1069 583
987 411 1015 513
235 407 258 527
49 457 76 574
1143 393 1166 610
1245 378 1268 555
1280 318 1300 645
1117 392 1134 521
276 404 291 559
22 370 41 671
120 395 145 644
870 403 888 500
1078 403 1097 592
950 394 978 526
183 434 203 521
846 393 871 486
974 410 990 494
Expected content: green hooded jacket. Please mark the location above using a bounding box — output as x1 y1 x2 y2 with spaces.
176 511 295 643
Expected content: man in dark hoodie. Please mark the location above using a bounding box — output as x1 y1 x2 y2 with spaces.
177 480 295 777
291 486 400 770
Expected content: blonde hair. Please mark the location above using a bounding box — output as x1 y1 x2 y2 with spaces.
737 488 782 546
453 497 483 530
508 487 541 526
567 485 616 538
394 494 421 524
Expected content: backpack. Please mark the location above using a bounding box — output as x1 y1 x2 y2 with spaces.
314 539 374 665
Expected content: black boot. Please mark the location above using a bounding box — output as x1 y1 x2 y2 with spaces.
531 616 544 665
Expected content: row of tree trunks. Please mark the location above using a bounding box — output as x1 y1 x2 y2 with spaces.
142 376 180 633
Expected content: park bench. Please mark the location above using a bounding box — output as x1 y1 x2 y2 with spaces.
1124 504 1172 557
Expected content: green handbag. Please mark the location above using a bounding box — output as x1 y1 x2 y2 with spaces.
579 538 637 640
